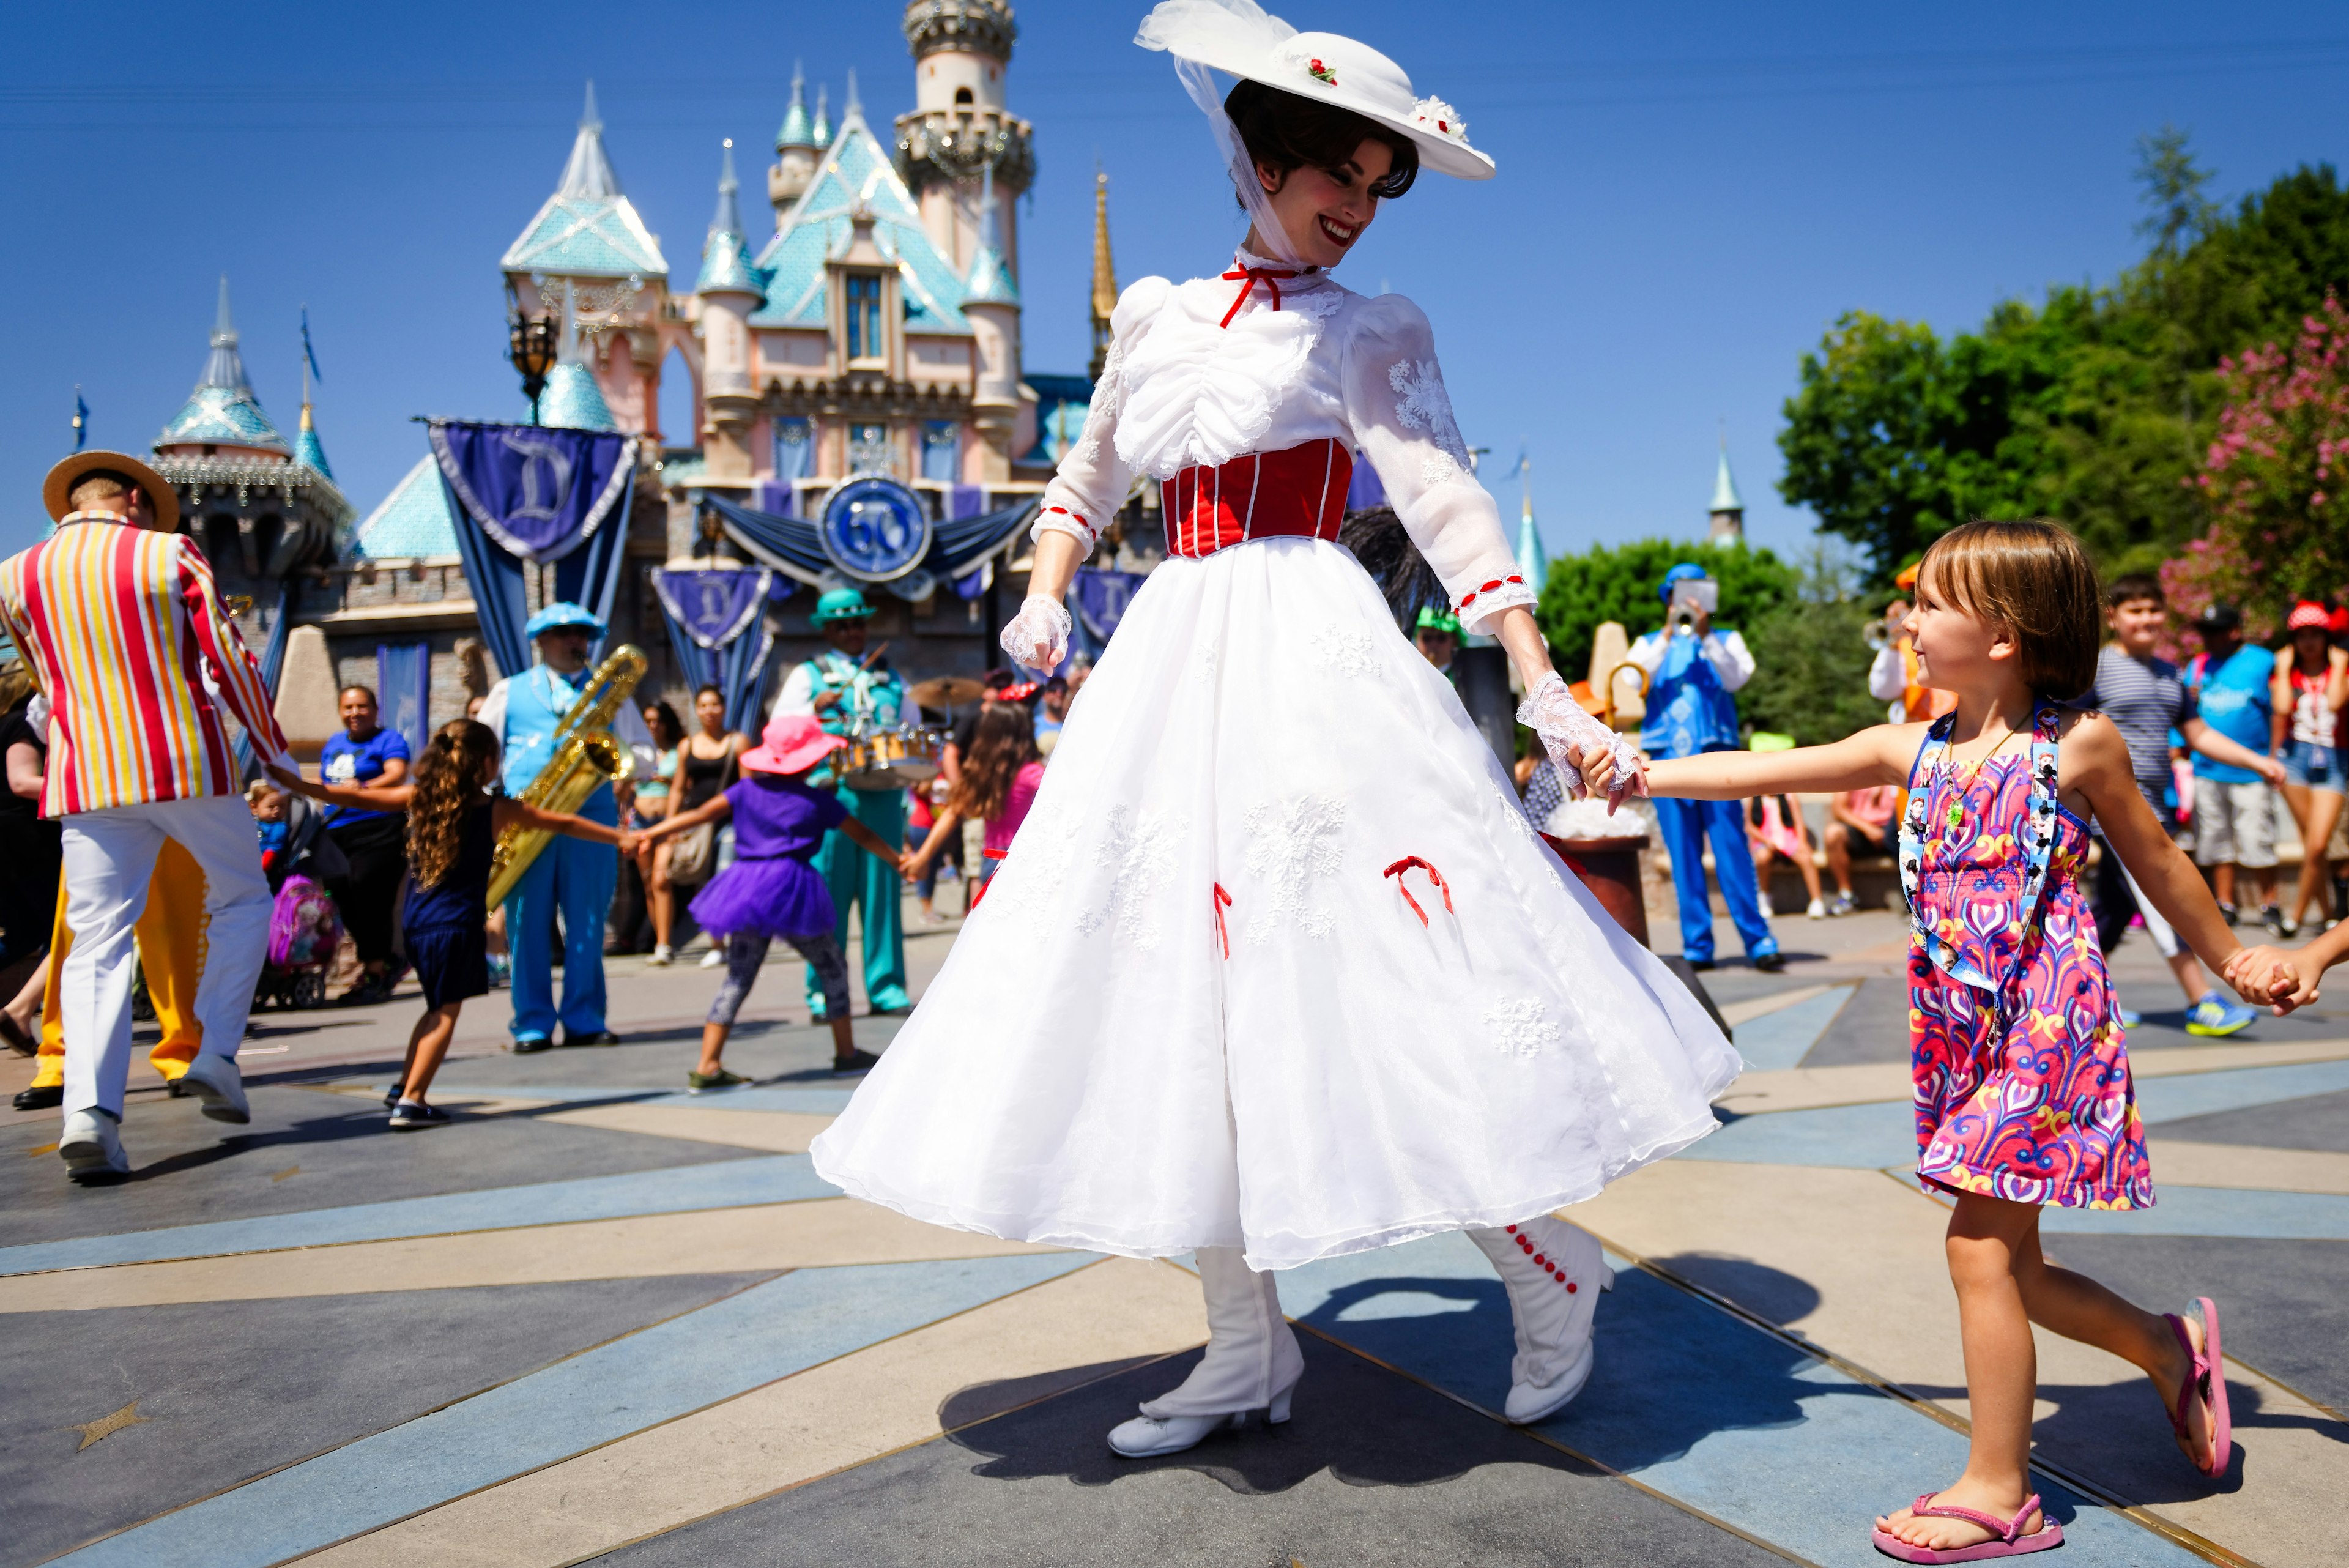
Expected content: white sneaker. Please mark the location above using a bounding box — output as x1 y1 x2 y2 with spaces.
177 1053 250 1124
59 1109 128 1180
1756 893 1775 918
1107 1386 1294 1458
1806 897 1827 920
1472 1216 1614 1424
699 948 726 969
645 945 674 967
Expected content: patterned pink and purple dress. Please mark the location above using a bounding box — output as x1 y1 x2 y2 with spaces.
1902 708 2153 1209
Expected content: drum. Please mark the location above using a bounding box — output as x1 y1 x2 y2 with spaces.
841 727 943 791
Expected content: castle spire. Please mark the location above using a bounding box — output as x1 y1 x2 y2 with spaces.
962 161 1019 307
1088 168 1118 381
1515 488 1548 595
557 80 622 200
776 62 815 150
811 83 831 146
696 140 761 296
1708 434 1746 539
156 275 288 455
203 274 251 393
843 68 861 124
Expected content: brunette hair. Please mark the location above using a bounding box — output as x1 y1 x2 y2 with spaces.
2104 573 2164 609
645 700 685 749
1224 80 1418 199
338 684 377 705
407 719 499 889
1916 520 2102 700
946 702 1041 823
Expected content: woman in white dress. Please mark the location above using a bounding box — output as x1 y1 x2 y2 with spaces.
811 0 1738 1457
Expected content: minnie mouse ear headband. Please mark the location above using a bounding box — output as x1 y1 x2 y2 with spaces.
1137 1 1494 181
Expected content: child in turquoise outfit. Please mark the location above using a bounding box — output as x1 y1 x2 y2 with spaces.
1643 522 2292 1561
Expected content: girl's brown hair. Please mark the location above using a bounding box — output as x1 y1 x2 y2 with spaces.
407 719 499 888
946 703 1041 823
1916 519 2102 700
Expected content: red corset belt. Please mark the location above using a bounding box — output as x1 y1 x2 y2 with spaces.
1162 439 1353 560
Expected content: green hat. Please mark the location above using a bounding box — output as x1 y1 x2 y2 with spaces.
1414 604 1461 636
811 587 875 625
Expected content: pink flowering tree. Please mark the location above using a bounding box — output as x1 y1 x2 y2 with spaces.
2164 295 2349 632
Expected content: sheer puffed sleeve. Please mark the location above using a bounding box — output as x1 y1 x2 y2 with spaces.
1342 295 1533 634
1032 277 1173 558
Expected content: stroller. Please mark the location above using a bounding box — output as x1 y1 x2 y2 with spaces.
256 792 348 1011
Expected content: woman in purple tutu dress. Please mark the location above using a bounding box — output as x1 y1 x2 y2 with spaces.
637 713 909 1086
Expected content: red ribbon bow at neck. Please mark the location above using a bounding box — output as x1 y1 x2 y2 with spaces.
1219 265 1303 329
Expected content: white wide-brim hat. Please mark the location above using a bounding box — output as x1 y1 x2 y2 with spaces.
1137 0 1494 181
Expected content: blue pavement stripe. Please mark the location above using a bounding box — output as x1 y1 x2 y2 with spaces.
1735 986 1854 1072
1280 1233 2204 1568
1685 1100 1917 1167
2137 1058 2349 1122
54 1252 1094 1568
416 1082 859 1113
0 1157 839 1276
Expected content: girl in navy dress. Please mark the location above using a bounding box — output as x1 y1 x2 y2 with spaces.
275 720 633 1128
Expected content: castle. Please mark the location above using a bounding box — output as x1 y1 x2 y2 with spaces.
114 0 1138 755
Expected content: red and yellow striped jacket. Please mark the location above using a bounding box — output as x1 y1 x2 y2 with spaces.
0 513 288 815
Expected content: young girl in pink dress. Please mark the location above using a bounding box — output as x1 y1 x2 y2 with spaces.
813 0 1734 1459
1646 521 2291 1561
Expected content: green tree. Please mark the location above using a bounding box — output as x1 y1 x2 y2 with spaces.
1535 537 1796 691
1740 545 1893 747
1778 149 2349 585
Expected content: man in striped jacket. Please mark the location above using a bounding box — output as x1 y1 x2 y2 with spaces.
0 451 284 1181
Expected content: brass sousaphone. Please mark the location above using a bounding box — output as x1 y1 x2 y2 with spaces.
484 645 647 907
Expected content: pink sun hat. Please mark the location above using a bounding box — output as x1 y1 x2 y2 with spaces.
2286 600 2333 631
739 713 844 776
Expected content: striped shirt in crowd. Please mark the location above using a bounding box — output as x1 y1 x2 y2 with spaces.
2080 643 2196 814
0 513 288 815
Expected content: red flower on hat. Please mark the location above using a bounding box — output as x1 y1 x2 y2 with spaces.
1307 58 1337 86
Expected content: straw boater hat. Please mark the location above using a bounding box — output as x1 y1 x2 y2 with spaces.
43 450 179 533
1136 0 1494 181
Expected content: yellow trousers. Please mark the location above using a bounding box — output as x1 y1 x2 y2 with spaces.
30 840 207 1090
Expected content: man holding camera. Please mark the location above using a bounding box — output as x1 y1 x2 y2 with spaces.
1625 563 1782 972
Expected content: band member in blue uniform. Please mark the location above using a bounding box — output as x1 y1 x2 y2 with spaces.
774 587 911 1015
477 603 658 1050
1625 563 1781 972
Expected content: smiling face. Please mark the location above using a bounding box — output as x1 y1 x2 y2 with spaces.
2107 595 2166 656
1256 136 1393 269
338 687 378 740
1907 564 2017 695
694 688 726 735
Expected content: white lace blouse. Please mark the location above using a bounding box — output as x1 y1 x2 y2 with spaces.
1035 248 1537 634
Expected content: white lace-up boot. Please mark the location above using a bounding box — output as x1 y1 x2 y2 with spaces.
1470 1216 1614 1423
1108 1246 1304 1458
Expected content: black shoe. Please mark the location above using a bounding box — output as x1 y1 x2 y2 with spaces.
1753 951 1788 973
512 1036 552 1055
560 1030 623 1048
13 1082 62 1112
1685 957 1718 972
387 1099 452 1130
2217 901 2240 926
831 1048 883 1076
2261 904 2285 936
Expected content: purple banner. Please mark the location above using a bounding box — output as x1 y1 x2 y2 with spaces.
429 422 635 564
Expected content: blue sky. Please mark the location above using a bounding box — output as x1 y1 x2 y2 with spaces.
3 2 2345 564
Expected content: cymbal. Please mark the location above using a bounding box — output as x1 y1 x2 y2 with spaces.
907 676 986 709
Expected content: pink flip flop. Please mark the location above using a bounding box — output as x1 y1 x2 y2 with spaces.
1870 1493 2063 1562
2164 1298 2233 1477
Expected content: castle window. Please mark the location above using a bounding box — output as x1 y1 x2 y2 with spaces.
773 417 811 482
844 273 885 363
921 421 960 482
954 86 974 106
849 422 896 475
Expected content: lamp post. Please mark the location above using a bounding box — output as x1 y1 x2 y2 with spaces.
505 281 559 425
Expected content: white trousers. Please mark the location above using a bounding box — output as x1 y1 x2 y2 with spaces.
58 795 271 1117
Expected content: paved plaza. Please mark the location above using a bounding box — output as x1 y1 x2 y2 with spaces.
2 888 2343 1567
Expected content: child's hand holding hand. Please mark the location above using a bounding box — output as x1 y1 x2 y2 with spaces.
2222 944 2310 1013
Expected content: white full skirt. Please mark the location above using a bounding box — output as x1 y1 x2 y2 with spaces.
810 538 1739 1271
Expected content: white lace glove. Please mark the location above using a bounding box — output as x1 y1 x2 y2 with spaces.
1000 594 1073 672
1517 672 1647 812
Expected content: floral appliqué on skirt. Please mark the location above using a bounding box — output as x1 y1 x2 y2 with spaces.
1908 749 2153 1209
